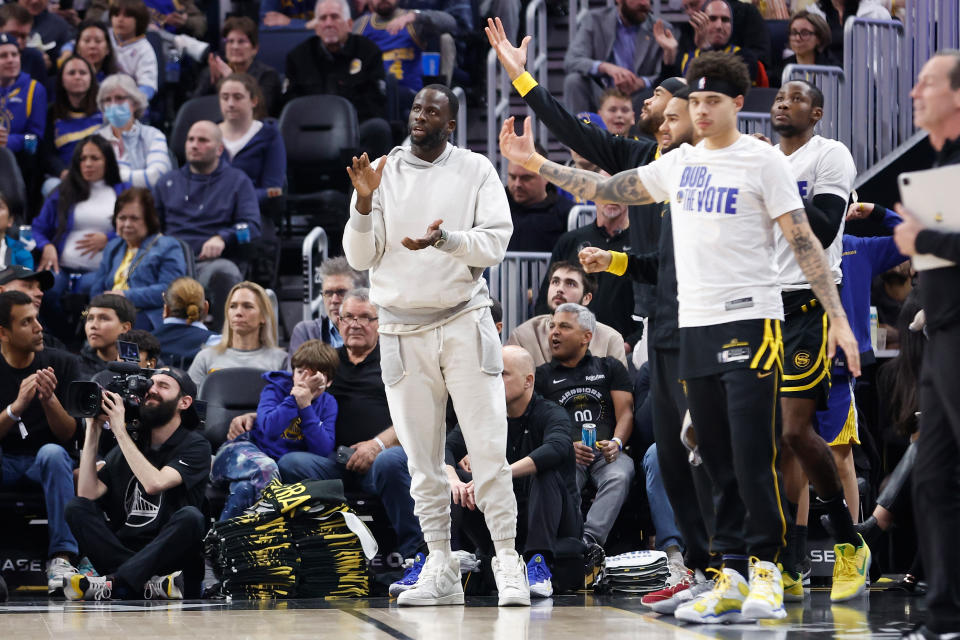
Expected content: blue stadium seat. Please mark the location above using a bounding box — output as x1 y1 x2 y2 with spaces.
255 26 314 76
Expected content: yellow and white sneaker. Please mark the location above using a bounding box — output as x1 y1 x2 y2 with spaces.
780 566 805 602
742 558 786 620
831 534 871 602
675 568 748 624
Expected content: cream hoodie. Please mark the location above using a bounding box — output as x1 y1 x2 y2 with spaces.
343 143 513 330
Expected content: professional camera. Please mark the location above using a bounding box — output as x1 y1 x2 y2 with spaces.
65 342 154 432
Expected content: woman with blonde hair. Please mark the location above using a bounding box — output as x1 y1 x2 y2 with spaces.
153 276 220 369
188 281 287 386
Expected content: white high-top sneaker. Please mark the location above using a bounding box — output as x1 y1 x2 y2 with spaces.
491 549 531 607
396 551 464 606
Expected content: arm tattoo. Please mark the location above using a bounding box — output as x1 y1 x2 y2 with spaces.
539 160 654 205
784 208 846 319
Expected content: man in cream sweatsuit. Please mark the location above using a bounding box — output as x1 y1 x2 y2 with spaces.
343 84 530 607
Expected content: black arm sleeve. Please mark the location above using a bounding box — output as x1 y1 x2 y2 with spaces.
803 193 847 248
623 251 660 285
916 230 960 263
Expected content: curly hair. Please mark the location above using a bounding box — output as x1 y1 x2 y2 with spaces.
685 51 751 98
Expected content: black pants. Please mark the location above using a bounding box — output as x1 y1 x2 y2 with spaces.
914 328 960 634
65 497 206 598
685 367 787 563
650 347 715 571
455 468 582 559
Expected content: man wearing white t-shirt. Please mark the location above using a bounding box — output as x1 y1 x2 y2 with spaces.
499 52 861 624
767 79 866 604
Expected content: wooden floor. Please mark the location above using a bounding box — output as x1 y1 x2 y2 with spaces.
0 589 926 639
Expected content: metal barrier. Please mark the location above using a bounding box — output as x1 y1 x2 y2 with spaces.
781 64 845 141
842 18 907 173
452 86 467 149
738 112 773 139
904 0 960 130
567 204 596 231
487 251 552 340
301 226 329 322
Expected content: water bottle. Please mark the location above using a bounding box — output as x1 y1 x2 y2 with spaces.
69 272 82 294
421 52 440 76
17 225 34 252
869 306 878 352
235 222 250 244
23 134 37 155
581 423 597 449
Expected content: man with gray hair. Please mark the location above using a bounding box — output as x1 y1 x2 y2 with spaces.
288 256 368 355
533 302 634 565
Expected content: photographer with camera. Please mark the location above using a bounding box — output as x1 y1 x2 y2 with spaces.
63 367 211 601
0 290 81 595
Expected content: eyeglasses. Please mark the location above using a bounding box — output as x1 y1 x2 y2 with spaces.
321 288 349 299
340 313 377 326
707 15 731 23
789 29 816 39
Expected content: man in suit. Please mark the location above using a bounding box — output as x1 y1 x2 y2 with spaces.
562 0 674 115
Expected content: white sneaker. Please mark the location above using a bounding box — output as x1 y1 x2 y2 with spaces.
492 549 530 607
675 568 748 624
742 558 786 620
144 571 184 600
47 557 77 595
396 551 464 606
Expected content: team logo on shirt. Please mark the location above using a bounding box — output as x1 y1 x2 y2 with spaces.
123 477 162 528
350 58 363 74
793 351 812 370
676 166 739 215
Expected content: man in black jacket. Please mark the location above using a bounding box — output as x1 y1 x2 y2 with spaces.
893 51 960 640
446 345 580 598
285 0 392 159
672 0 770 69
506 144 573 253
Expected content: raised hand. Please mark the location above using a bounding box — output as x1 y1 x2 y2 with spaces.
346 153 386 199
498 116 536 166
485 17 531 81
653 19 678 63
401 219 444 251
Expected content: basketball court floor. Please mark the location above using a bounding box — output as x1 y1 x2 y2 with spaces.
0 586 925 639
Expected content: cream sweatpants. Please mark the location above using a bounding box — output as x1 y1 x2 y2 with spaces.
380 307 518 544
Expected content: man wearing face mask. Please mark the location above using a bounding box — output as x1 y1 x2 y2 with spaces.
62 368 211 601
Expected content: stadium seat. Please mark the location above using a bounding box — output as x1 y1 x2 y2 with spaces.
743 86 779 114
255 26 314 76
170 95 223 164
198 367 269 451
0 147 28 222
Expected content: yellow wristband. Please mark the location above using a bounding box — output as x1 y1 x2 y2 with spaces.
607 251 628 276
511 71 538 97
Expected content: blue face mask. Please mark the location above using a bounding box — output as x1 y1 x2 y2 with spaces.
104 103 132 128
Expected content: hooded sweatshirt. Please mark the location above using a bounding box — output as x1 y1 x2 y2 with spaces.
343 143 512 331
249 370 338 460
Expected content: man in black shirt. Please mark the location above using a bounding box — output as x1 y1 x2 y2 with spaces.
534 303 633 562
506 143 573 253
0 265 65 350
446 346 580 597
277 289 423 561
63 367 210 601
0 291 80 594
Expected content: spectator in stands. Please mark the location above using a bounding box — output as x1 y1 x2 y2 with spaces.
108 0 158 100
88 0 207 39
72 20 119 82
506 142 573 252
675 0 764 84
154 121 261 326
596 88 636 137
0 290 81 595
18 0 74 67
76 292 135 379
563 0 673 115
353 0 456 92
119 328 160 368
0 3 47 83
40 55 102 196
217 73 285 207
673 0 771 69
64 367 210 600
445 346 580 598
89 187 187 330
0 193 33 268
33 134 128 315
285 0 393 160
772 10 837 87
212 339 339 520
261 0 315 28
276 288 424 561
194 17 282 118
96 74 170 189
809 0 890 62
0 265 66 350
288 256 367 355
533 303 633 563
0 33 47 158
154 277 219 369
507 261 626 367
188 281 286 387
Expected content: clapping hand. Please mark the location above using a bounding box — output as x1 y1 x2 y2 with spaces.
346 153 386 199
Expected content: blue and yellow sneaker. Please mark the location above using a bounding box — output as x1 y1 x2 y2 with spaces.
526 554 553 598
390 553 426 598
831 534 871 602
780 566 805 602
675 568 748 624
743 558 786 620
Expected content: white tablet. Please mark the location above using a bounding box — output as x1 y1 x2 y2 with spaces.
898 165 960 271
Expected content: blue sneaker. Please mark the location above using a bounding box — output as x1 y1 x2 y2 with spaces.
390 553 426 597
526 554 553 598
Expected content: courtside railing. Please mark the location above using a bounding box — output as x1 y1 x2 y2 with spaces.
301 226 329 322
567 204 596 231
488 251 552 340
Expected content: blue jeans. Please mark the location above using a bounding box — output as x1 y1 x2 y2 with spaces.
1 443 79 557
277 447 423 557
210 440 280 521
643 443 684 552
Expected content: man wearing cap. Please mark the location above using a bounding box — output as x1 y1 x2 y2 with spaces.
0 264 66 349
63 367 211 601
0 290 80 595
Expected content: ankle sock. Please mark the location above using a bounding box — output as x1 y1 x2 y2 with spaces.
820 493 859 546
722 554 748 579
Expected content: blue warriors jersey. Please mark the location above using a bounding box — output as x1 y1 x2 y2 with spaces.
355 13 425 91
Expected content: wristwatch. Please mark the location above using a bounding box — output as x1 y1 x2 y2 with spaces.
433 228 448 249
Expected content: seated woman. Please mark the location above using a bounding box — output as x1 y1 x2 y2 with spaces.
194 17 282 117
188 281 287 387
210 339 338 520
33 134 128 309
89 187 187 330
153 276 221 369
107 0 158 100
96 74 170 189
773 11 839 87
69 20 119 83
41 55 104 197
218 72 285 207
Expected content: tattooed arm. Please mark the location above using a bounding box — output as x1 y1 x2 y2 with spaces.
777 208 862 377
